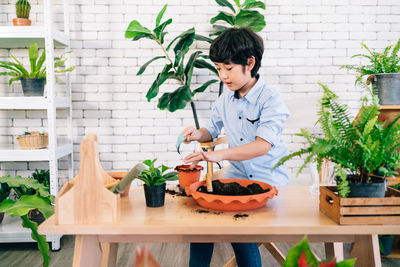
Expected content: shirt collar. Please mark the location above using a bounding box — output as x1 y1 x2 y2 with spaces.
231 75 263 105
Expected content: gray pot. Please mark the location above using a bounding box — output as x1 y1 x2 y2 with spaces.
348 181 386 198
371 73 400 105
20 78 45 96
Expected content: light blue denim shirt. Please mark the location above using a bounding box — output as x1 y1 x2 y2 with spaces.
204 77 290 186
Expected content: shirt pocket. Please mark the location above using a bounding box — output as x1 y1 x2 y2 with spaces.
243 109 260 137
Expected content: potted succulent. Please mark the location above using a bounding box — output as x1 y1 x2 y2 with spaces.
0 43 75 96
0 174 54 267
138 159 179 207
13 0 31 26
341 39 400 105
274 82 400 198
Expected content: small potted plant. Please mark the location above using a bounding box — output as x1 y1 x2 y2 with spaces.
175 164 204 189
13 0 31 26
0 43 75 96
341 38 400 105
0 174 54 267
274 82 400 198
138 159 179 207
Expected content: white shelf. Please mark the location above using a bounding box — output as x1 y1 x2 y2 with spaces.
0 26 69 48
0 214 60 245
0 144 72 161
0 96 71 109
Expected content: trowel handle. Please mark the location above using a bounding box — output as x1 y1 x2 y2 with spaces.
110 163 146 194
206 173 213 193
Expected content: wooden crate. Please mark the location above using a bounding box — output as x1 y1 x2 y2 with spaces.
319 186 400 225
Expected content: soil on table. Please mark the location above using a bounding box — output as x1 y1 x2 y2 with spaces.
197 180 269 195
166 188 189 197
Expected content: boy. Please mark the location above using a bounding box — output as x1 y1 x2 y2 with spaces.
182 27 290 267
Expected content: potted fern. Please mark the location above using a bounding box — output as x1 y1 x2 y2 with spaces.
0 43 74 96
13 0 31 26
138 159 179 207
274 82 400 198
342 39 400 105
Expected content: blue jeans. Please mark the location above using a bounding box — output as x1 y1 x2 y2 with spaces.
189 242 261 267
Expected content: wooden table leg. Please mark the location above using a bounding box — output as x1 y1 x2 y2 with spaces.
101 243 119 267
73 235 102 267
350 235 381 267
325 242 344 261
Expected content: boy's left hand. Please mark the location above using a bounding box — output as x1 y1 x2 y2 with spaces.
184 150 224 169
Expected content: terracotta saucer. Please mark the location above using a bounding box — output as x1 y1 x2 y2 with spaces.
185 178 278 211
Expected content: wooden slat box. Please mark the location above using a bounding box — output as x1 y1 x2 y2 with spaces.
320 186 400 225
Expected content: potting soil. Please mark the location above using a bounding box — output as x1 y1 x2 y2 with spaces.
197 180 269 195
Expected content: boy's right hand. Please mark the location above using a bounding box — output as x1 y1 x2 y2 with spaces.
182 126 202 143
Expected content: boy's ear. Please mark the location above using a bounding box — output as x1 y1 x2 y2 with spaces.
247 56 255 71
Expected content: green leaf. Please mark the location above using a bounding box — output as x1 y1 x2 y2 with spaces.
173 28 195 66
336 259 357 267
193 79 219 95
194 59 219 75
137 56 166 76
131 32 155 41
166 28 195 51
194 34 213 44
209 25 229 37
0 194 54 218
215 0 236 13
28 43 39 75
157 85 193 112
242 1 266 10
154 18 172 43
210 11 235 26
184 51 202 86
145 64 173 101
21 215 50 267
35 50 46 75
0 175 50 197
283 236 318 267
156 4 168 27
125 20 152 39
161 164 169 174
235 10 266 32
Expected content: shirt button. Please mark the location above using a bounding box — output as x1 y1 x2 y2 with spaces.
239 116 242 119
249 175 253 178
240 138 243 141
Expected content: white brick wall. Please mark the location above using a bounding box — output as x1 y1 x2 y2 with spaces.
0 0 399 186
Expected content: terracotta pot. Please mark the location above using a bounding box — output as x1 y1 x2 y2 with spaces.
108 172 130 197
175 164 204 189
185 178 278 211
13 18 31 26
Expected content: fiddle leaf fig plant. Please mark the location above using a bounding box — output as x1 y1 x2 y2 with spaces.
125 4 218 128
0 175 54 267
138 159 179 186
210 0 266 36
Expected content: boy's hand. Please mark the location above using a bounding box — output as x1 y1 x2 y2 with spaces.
182 126 202 143
184 150 224 169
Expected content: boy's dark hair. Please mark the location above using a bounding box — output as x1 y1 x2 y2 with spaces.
210 27 264 78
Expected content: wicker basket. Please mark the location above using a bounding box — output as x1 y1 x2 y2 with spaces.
16 131 48 149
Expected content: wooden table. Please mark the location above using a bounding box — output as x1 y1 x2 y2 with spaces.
39 186 400 267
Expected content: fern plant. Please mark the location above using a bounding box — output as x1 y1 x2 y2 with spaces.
341 38 400 76
274 82 400 197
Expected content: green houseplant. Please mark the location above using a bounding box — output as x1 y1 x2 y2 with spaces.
0 175 54 267
284 236 355 267
125 1 267 129
341 39 400 105
274 82 400 198
13 0 31 26
210 0 266 36
0 43 75 96
138 158 179 207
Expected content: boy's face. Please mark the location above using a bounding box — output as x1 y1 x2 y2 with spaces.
214 58 255 94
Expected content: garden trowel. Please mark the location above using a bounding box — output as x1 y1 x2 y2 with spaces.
176 133 186 155
109 162 146 194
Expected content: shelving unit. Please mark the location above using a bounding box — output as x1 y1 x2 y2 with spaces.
0 0 73 250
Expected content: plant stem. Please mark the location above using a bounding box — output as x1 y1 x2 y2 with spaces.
156 39 185 85
190 101 200 129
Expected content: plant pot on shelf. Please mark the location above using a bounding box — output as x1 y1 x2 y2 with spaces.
20 78 45 96
369 73 400 105
12 18 31 26
379 235 394 256
143 183 166 207
108 171 130 197
175 165 204 189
